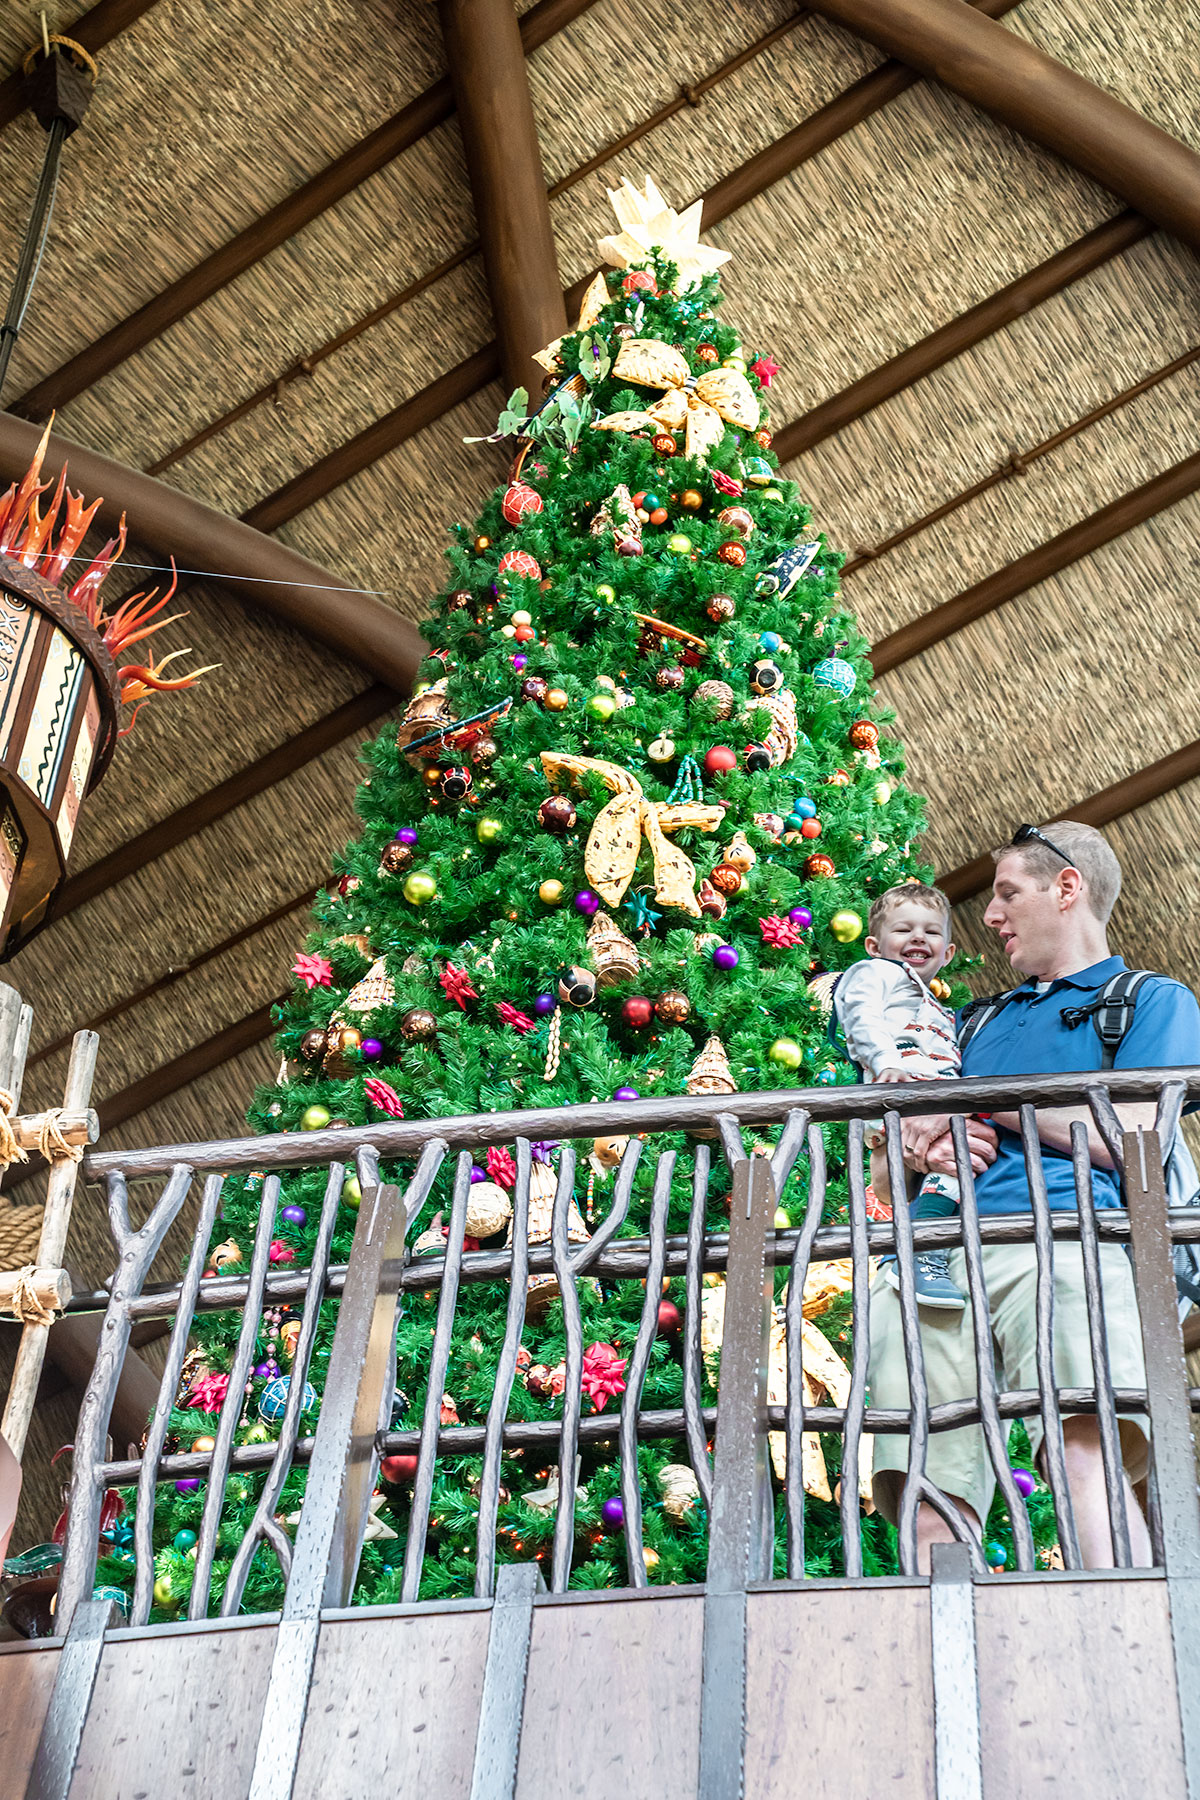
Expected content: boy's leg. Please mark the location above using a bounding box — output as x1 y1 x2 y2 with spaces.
881 1179 965 1309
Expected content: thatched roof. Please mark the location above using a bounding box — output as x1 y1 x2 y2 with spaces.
0 0 1196 1538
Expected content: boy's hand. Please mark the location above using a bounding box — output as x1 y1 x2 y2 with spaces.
874 1067 911 1084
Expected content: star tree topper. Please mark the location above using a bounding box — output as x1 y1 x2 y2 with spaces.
597 176 732 291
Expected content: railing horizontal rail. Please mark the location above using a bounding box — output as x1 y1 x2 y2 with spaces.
81 1066 1200 1178
63 1206 1200 1319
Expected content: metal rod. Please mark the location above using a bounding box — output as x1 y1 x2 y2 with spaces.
682 1144 715 1511
0 115 66 398
474 1138 532 1599
785 1122 827 1576
618 1150 674 1588
550 1144 583 1593
1070 1121 1132 1567
1019 1104 1082 1568
840 1119 871 1578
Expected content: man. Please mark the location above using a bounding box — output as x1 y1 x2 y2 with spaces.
868 819 1200 1569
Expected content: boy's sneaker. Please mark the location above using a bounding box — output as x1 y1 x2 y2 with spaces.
881 1250 966 1310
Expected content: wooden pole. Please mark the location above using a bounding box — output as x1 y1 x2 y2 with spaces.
2 1030 99 1459
807 0 1200 251
437 0 567 399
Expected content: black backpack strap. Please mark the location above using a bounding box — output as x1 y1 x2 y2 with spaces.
957 988 1021 1057
1059 968 1156 1069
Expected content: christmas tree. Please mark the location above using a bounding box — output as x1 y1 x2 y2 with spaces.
127 178 944 1617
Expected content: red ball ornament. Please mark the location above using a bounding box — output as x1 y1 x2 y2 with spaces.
804 853 836 879
799 818 822 839
621 996 655 1029
704 745 738 774
622 269 657 295
652 432 678 456
520 676 549 704
657 1299 682 1335
501 483 544 525
381 1454 419 1484
717 540 747 567
498 548 542 582
513 623 536 643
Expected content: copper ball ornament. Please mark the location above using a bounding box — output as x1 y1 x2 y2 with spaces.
652 432 678 456
695 344 719 365
849 719 880 750
804 853 836 879
717 505 755 537
378 840 414 876
710 862 743 896
447 589 473 610
538 795 577 834
400 1007 438 1043
299 1028 327 1062
472 736 499 765
656 665 685 691
755 429 773 449
717 540 747 567
654 989 691 1024
706 594 735 622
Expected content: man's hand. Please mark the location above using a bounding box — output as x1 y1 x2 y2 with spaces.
900 1111 952 1170
923 1118 999 1179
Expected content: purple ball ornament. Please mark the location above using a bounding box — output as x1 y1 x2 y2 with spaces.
175 1479 200 1494
470 1165 488 1184
360 1037 384 1059
789 905 813 928
1011 1467 1036 1499
601 1496 625 1530
280 1205 307 1226
574 889 600 917
512 653 528 671
613 1087 640 1102
396 827 419 846
253 1360 280 1380
534 993 558 1016
712 944 740 972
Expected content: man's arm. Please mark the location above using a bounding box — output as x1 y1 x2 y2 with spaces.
986 1101 1157 1169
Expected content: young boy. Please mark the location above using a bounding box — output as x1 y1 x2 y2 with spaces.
833 881 965 1309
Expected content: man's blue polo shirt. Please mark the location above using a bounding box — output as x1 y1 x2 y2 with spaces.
958 955 1200 1215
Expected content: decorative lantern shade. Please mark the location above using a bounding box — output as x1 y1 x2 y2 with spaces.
0 555 120 953
0 422 209 957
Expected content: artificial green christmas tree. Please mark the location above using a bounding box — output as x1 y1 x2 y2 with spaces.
131 178 950 1616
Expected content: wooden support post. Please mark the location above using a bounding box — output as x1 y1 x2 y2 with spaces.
437 0 568 399
2 1030 98 1459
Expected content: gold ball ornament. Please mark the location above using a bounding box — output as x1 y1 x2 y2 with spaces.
400 1008 438 1043
544 687 569 711
769 1039 804 1070
642 1547 661 1573
192 1435 217 1454
473 535 491 552
830 910 864 943
539 879 565 904
153 1576 177 1609
680 488 703 510
403 871 438 904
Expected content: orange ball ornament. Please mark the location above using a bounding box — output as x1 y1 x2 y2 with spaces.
800 818 822 839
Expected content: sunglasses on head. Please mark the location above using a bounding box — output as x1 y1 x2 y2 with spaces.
1010 823 1075 866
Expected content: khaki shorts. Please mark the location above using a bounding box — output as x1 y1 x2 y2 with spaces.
868 1242 1149 1526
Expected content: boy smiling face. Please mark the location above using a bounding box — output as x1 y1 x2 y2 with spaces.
864 897 954 977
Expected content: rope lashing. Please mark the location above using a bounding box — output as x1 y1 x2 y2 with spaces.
0 1092 27 1168
8 1266 58 1327
37 1110 83 1165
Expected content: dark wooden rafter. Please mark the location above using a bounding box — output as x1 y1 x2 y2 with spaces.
437 0 567 398
42 683 395 925
939 739 1200 904
842 343 1200 575
772 211 1151 462
871 445 1200 674
0 0 162 135
808 0 1200 252
147 10 811 479
0 414 426 691
241 0 1025 537
10 0 599 422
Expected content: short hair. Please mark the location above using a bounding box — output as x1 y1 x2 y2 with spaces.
867 880 951 941
992 819 1122 924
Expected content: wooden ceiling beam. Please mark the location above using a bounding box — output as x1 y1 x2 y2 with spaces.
940 739 1200 905
0 415 426 691
0 0 162 135
437 0 567 399
772 211 1149 462
871 445 1200 674
807 0 1200 254
240 0 1023 536
10 0 598 422
40 683 394 926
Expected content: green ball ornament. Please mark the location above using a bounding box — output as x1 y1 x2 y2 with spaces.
476 816 504 845
723 355 748 373
403 871 437 905
830 910 864 943
774 1208 792 1229
874 780 893 805
153 1576 176 1609
301 1105 331 1131
341 1174 363 1209
174 1529 197 1552
762 488 785 502
769 1038 804 1070
595 583 616 604
586 693 617 722
666 533 693 553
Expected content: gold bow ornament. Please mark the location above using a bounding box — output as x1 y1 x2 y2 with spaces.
540 751 722 916
593 337 760 462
